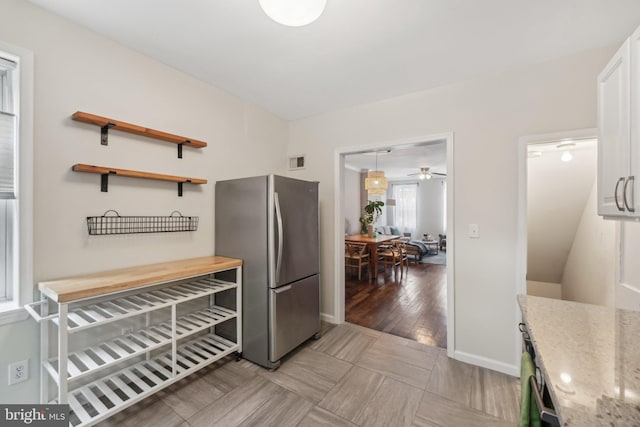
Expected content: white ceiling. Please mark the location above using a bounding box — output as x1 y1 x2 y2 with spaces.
344 140 446 180
27 0 640 120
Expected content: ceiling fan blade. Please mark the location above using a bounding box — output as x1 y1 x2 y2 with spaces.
407 167 445 177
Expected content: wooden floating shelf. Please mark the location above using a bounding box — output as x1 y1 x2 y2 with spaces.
72 164 207 196
71 111 207 158
72 164 207 184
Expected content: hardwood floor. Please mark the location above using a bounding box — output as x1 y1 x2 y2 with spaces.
345 260 447 348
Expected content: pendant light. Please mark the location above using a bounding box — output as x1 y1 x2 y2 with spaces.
259 0 327 27
365 151 388 196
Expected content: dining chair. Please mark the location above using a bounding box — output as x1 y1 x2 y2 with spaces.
345 242 370 280
378 240 407 279
392 239 409 277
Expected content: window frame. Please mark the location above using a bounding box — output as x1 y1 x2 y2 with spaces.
0 40 34 325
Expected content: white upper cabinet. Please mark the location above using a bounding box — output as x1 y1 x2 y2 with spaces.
598 38 631 218
598 26 640 310
630 26 640 216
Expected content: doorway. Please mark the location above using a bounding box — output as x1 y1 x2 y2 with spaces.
517 128 615 307
333 132 455 355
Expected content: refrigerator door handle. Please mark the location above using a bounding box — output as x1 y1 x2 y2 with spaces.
274 191 284 284
273 285 292 294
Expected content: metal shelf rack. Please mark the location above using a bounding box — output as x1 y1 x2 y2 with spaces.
87 210 199 235
25 256 242 427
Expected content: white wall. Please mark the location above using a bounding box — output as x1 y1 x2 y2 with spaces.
0 0 288 403
526 280 562 299
417 177 446 240
527 146 597 283
343 167 361 234
561 181 616 306
287 46 614 374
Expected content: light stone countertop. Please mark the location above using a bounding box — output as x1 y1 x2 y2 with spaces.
518 295 640 426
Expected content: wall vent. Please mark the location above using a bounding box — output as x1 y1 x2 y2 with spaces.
288 155 305 170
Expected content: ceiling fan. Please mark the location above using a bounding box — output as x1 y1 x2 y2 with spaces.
407 167 446 180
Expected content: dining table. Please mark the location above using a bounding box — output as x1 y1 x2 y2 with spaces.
344 233 400 279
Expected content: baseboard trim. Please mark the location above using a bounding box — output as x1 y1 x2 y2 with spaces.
452 350 519 377
320 313 337 324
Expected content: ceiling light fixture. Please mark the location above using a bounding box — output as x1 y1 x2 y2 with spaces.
259 0 327 27
365 151 388 196
409 167 444 180
557 142 576 162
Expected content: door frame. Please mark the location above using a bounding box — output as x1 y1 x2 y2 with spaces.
333 131 455 355
516 127 597 357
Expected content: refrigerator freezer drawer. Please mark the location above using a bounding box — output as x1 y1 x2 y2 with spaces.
269 274 320 362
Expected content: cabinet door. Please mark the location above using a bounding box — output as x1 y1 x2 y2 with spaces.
618 222 640 311
629 27 640 215
598 38 630 217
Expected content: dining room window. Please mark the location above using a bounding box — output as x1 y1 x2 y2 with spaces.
392 183 417 233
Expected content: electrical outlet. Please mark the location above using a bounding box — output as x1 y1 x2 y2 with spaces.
8 359 29 385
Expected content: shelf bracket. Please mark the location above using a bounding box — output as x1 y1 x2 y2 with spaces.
101 122 116 146
177 140 191 159
178 179 192 197
101 171 117 192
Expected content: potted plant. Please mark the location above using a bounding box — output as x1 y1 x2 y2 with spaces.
359 200 384 237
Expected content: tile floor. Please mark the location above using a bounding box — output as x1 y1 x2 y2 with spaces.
97 323 520 427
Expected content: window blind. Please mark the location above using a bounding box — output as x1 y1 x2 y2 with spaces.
0 112 16 199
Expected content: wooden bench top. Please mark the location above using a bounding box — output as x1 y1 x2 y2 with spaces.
38 256 242 303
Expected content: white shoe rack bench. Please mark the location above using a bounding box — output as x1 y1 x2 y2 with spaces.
25 256 242 427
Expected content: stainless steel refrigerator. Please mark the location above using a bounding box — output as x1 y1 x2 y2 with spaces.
215 175 320 369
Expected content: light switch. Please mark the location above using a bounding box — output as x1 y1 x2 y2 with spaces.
468 224 479 238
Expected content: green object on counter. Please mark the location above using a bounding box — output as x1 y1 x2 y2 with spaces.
519 351 541 427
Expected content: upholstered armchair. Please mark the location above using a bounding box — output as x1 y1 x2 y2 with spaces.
438 234 447 251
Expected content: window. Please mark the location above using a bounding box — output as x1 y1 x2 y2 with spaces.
0 42 33 323
392 183 417 233
0 55 17 304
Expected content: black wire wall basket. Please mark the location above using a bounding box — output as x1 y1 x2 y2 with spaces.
87 210 199 235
